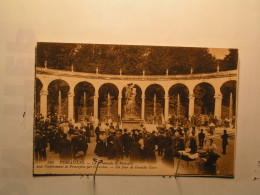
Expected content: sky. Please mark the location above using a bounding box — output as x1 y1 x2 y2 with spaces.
208 48 230 59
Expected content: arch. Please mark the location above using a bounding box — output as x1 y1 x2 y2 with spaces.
98 83 119 122
168 83 190 95
220 80 237 120
74 81 95 122
122 83 142 119
193 82 215 116
47 79 70 120
168 83 189 119
35 76 43 85
48 79 70 92
35 78 43 114
144 84 165 123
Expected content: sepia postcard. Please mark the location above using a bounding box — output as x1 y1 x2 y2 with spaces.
34 42 238 176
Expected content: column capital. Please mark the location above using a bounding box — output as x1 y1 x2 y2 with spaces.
214 94 223 99
118 94 122 99
189 94 195 99
68 91 74 97
40 90 48 96
164 95 169 99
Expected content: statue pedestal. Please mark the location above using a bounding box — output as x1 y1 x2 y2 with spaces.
121 117 143 131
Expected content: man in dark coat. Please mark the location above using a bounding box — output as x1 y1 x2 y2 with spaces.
143 133 156 162
49 128 56 152
221 130 228 154
198 129 205 148
163 132 174 166
68 125 75 136
54 129 62 153
78 131 88 155
71 132 80 157
121 129 131 158
189 131 197 154
113 130 123 161
157 131 165 156
41 132 47 160
58 134 72 160
130 134 141 162
34 130 43 161
95 123 101 142
85 123 91 143
106 132 115 159
177 132 185 151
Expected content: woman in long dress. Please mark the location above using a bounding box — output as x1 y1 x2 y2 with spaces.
95 130 107 157
130 134 141 162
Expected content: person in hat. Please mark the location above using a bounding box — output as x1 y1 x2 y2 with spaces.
198 129 205 148
131 129 137 138
95 129 107 157
85 123 91 143
177 132 185 151
189 137 197 154
54 128 62 153
113 129 123 161
157 130 165 156
106 131 115 159
58 134 71 160
130 131 141 162
151 130 158 150
171 130 178 157
71 131 80 157
109 122 115 129
121 129 131 158
95 123 101 143
78 131 88 155
221 130 228 154
105 123 110 136
162 131 173 166
207 139 217 153
205 138 220 170
68 125 75 136
34 130 44 161
143 133 156 162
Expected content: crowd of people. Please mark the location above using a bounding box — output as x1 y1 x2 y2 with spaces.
34 113 229 169
93 122 229 167
145 112 235 129
34 114 93 161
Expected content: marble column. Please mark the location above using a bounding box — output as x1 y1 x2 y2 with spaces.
68 91 74 123
118 94 122 118
94 94 99 120
141 94 145 120
40 89 48 119
164 95 169 122
188 94 195 118
214 93 223 119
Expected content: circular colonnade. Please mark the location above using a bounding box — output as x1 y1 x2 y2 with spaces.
35 67 237 123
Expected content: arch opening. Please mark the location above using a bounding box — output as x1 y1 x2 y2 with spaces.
193 82 215 116
145 84 165 124
98 83 119 123
220 80 237 125
47 79 70 121
74 81 95 122
168 83 189 124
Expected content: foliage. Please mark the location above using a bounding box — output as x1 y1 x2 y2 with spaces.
37 43 238 75
219 49 238 71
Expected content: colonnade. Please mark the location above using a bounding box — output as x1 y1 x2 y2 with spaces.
38 85 223 123
36 67 236 123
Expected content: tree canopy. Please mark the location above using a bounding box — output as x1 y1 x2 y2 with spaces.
36 42 238 75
